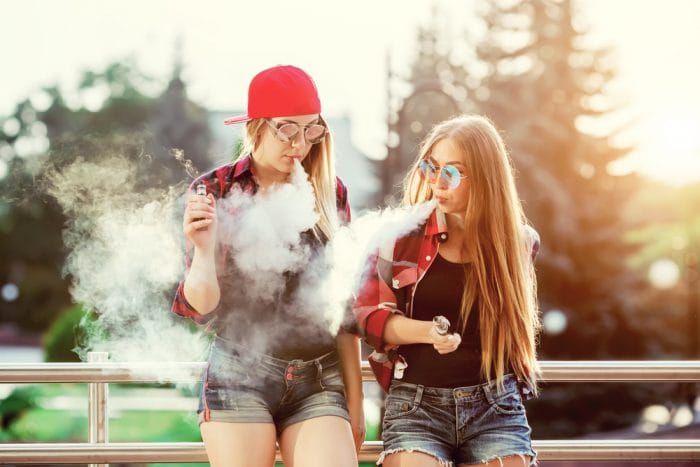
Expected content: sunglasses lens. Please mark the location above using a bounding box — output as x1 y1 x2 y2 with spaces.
442 165 462 189
419 160 436 181
276 123 300 142
305 124 326 143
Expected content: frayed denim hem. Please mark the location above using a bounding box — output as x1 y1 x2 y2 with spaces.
377 447 454 467
465 452 537 467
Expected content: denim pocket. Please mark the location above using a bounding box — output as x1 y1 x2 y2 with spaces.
485 387 525 415
383 386 421 420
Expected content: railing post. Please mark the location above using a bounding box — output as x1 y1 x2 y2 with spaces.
87 351 109 467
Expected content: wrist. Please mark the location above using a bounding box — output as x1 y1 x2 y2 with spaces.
345 391 365 404
422 320 435 344
193 244 216 260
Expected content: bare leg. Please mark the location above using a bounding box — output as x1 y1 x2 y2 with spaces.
383 450 447 467
279 416 357 467
459 453 532 467
200 421 277 467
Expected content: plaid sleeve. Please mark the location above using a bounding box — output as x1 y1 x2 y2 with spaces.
352 252 403 352
170 173 225 325
172 280 217 325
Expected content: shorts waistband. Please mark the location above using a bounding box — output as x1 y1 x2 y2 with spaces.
390 374 521 403
212 336 339 370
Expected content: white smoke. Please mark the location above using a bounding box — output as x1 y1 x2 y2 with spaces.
297 200 437 335
216 161 318 301
47 155 436 377
46 155 209 379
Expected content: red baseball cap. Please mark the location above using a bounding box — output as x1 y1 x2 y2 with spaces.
224 65 322 125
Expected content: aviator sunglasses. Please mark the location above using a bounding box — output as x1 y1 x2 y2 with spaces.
265 118 328 144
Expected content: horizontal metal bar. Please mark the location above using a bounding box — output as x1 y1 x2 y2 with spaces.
0 362 207 383
0 440 698 463
1 361 700 383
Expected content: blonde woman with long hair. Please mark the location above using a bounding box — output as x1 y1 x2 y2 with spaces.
354 115 540 467
172 65 363 467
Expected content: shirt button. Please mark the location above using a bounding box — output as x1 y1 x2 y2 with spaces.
425 255 432 261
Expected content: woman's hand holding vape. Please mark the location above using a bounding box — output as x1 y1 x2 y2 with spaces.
183 184 217 252
429 315 461 354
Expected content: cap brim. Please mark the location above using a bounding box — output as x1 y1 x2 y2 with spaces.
223 114 251 125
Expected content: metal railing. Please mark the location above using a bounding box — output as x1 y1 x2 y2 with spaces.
1 358 699 464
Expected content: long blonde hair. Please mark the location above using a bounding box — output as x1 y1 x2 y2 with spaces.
239 117 339 242
403 114 540 393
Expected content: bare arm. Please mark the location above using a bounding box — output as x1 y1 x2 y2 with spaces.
337 333 365 452
337 333 364 402
384 314 462 354
383 314 433 345
183 247 220 314
182 192 220 315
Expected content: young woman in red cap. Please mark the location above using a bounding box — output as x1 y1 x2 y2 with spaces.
172 65 363 466
354 115 540 467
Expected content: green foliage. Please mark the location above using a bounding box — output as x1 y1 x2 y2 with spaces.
43 304 102 362
0 386 40 438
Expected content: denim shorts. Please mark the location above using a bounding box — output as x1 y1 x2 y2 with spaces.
380 374 537 466
198 337 350 434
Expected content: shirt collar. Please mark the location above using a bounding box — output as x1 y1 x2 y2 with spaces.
424 207 448 239
232 154 253 180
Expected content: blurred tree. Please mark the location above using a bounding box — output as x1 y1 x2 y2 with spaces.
384 10 469 201
0 56 213 338
472 0 669 438
474 0 644 358
626 182 700 357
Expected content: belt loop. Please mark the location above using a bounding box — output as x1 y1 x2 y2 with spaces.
481 379 493 403
414 384 424 406
315 359 323 378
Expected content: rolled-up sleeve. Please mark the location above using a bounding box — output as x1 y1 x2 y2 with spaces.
171 280 217 325
352 253 403 352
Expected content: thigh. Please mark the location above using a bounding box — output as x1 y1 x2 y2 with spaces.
200 421 276 467
456 379 535 466
383 451 447 467
459 454 532 467
279 416 357 467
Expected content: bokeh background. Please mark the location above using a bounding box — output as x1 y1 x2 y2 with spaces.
1 0 699 465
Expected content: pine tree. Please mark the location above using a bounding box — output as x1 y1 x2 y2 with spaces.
472 0 671 437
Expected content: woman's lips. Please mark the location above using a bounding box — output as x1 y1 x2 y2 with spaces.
437 196 448 204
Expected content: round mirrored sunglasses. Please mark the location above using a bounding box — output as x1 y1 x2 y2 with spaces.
418 159 468 190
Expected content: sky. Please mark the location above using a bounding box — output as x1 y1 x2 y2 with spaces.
2 0 700 185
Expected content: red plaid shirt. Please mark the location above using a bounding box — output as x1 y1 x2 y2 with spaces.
352 209 540 392
171 154 351 325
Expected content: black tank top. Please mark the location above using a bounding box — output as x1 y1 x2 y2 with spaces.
400 253 488 388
